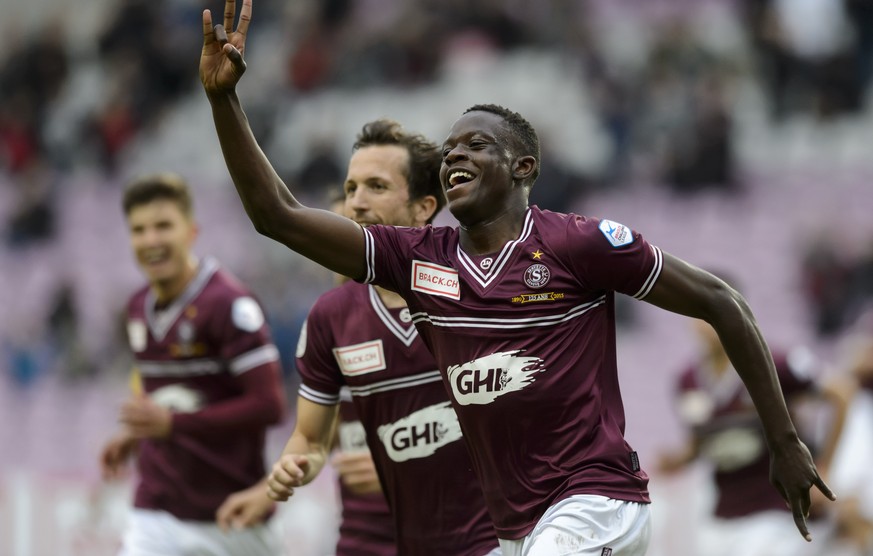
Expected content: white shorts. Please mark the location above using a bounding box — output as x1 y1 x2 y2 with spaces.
119 508 282 556
696 511 828 556
497 495 651 556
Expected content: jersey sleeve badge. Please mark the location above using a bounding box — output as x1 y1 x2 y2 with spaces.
232 297 265 332
598 219 634 248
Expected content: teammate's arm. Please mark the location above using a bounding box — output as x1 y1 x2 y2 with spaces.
199 0 366 280
172 363 285 438
266 397 339 501
642 252 835 540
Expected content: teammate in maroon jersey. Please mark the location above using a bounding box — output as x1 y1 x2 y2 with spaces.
219 119 498 554
99 173 285 555
658 296 847 556
199 1 835 553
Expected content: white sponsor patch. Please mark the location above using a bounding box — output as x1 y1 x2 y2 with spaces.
701 427 764 472
127 320 147 353
377 402 463 462
150 384 204 413
598 219 634 248
333 340 387 376
296 318 308 358
232 297 265 332
411 260 461 300
338 420 369 453
447 350 546 405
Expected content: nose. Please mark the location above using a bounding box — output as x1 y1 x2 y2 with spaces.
346 188 368 213
443 145 469 164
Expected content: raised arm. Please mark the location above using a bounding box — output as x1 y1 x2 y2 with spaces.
199 0 366 279
643 252 835 541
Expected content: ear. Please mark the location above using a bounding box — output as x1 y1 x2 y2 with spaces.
512 155 537 183
411 195 439 226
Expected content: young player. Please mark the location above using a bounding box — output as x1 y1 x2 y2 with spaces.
199 2 834 553
99 173 285 555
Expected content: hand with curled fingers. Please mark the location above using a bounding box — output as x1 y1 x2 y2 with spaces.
266 454 311 501
769 437 836 541
200 0 252 94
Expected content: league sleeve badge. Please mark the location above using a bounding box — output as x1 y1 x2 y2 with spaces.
598 219 634 248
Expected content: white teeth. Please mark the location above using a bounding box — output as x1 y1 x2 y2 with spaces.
449 171 474 187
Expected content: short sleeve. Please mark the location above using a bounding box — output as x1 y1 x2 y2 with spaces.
216 295 280 376
360 225 419 295
564 215 663 299
295 301 345 406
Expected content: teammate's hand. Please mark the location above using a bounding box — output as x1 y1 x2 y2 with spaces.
120 395 173 439
99 431 138 480
769 437 836 541
266 454 310 501
200 0 251 94
332 451 383 494
216 480 274 531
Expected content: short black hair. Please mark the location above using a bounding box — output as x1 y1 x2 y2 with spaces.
353 119 444 223
464 104 541 185
122 173 193 217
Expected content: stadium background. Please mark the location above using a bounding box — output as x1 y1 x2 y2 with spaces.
2 0 873 553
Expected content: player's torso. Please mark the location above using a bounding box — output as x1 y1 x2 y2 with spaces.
127 260 239 407
318 283 495 551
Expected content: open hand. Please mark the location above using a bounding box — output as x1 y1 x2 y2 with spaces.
200 0 251 94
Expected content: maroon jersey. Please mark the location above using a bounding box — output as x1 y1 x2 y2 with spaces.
126 257 284 521
360 206 660 538
674 349 816 519
297 281 497 555
335 390 396 556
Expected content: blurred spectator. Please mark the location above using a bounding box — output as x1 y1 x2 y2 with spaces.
635 20 738 193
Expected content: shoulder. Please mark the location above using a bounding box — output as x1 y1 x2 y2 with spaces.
309 281 367 319
368 223 457 249
532 206 632 251
127 284 150 313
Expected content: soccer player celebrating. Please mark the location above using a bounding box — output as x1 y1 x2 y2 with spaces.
199 1 834 553
99 173 285 555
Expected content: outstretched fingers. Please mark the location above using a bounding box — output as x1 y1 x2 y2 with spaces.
223 0 237 32
237 0 253 36
202 9 215 46
790 488 813 542
813 474 836 501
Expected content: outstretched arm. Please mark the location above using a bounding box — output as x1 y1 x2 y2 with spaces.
643 252 835 541
199 0 366 279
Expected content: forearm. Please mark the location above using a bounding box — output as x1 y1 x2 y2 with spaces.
207 90 295 237
282 430 330 485
173 389 284 438
709 294 798 446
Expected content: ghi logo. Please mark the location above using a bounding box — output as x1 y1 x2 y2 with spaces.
377 402 462 462
448 350 546 405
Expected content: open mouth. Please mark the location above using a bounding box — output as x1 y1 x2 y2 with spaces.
447 170 475 190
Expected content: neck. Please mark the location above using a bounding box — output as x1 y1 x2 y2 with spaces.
458 204 528 255
152 257 199 305
375 285 407 308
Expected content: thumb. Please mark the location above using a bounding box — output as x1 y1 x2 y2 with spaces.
223 43 247 74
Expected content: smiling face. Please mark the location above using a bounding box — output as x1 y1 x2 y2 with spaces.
127 199 198 299
345 144 434 228
440 111 530 225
